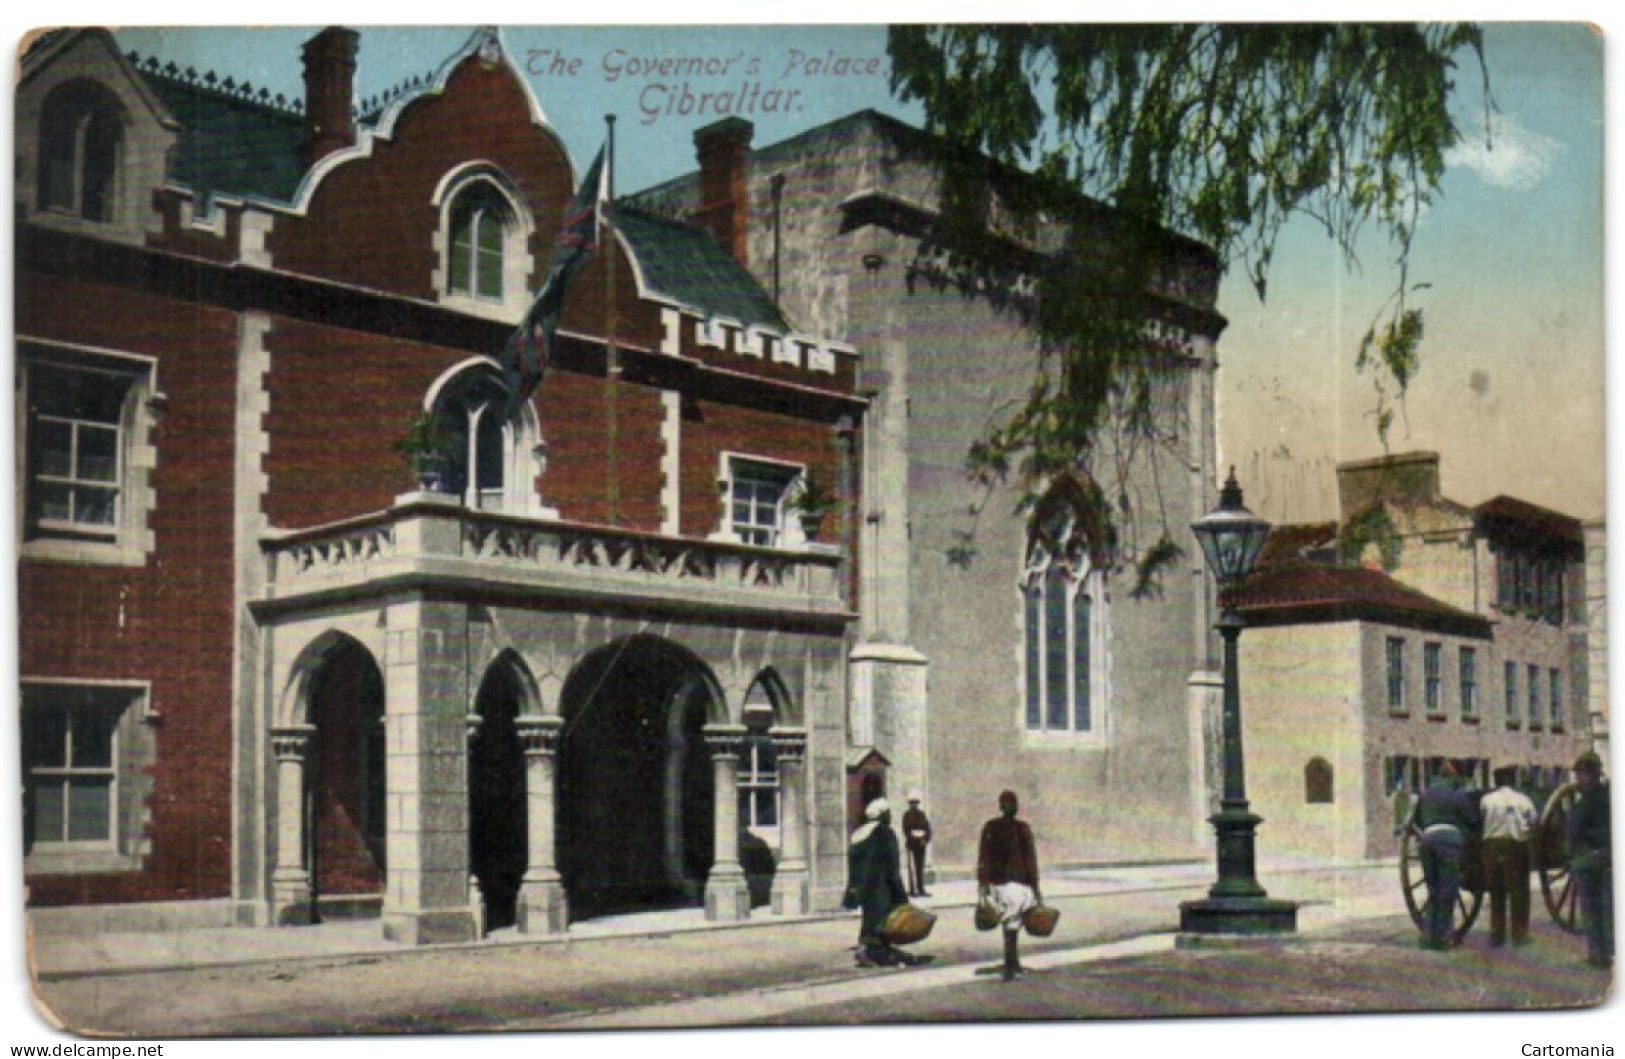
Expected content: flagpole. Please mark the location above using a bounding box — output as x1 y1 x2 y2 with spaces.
603 114 620 523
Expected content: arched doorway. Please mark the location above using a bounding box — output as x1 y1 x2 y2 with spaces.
307 637 386 919
469 662 528 931
557 636 720 920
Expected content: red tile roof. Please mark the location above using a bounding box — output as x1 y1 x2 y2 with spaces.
1227 561 1492 638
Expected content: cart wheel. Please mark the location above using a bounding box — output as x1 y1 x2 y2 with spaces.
1400 819 1482 944
1538 782 1583 934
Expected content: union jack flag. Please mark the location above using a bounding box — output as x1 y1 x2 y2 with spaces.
502 144 608 418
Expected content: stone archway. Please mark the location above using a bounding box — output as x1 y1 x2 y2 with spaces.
556 635 734 921
271 631 385 925
468 661 528 931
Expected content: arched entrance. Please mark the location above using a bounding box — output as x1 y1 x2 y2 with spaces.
557 636 720 920
306 637 386 919
469 662 528 931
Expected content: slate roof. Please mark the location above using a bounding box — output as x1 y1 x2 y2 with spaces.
611 206 789 332
1228 560 1492 639
139 70 309 206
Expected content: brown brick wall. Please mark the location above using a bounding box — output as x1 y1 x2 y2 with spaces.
19 274 239 906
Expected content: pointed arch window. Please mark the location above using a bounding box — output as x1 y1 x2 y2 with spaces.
1020 476 1113 737
426 363 548 516
448 184 512 301
39 80 123 223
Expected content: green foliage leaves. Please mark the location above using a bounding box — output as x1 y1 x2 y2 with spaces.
888 22 1484 572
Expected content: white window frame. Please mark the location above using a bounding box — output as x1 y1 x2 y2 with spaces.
1020 543 1109 742
715 453 806 549
19 342 158 566
22 679 154 875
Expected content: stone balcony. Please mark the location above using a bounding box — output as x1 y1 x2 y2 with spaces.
254 494 852 626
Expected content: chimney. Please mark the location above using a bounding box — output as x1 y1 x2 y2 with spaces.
693 117 754 266
302 27 360 166
1336 451 1442 522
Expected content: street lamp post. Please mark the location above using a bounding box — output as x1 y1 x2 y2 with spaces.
1180 469 1297 935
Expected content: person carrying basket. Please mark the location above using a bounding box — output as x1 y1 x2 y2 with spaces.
977 790 1043 980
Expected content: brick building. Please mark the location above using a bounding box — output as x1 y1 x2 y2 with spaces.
1232 452 1595 862
17 27 866 942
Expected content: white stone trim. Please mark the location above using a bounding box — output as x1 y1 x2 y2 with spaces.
660 391 682 536
660 308 683 356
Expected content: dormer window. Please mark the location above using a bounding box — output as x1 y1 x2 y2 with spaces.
39 80 123 222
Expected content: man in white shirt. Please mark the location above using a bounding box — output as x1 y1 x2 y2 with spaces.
1480 765 1540 947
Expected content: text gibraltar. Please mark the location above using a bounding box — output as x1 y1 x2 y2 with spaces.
637 82 802 126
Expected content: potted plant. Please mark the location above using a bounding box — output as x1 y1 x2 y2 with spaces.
394 409 453 493
789 471 835 541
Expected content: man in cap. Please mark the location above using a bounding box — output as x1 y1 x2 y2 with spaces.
844 798 916 967
977 790 1042 980
902 790 933 897
1567 750 1612 969
1413 761 1481 950
1479 765 1539 947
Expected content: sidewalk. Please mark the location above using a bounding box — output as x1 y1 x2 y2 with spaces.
26 859 1398 981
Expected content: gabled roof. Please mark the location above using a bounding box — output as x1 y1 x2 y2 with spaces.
1229 560 1492 639
612 205 789 332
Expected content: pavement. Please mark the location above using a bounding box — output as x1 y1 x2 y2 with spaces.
26 858 1396 980
21 858 1616 1037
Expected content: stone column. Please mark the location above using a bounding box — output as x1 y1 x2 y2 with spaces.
270 725 316 925
380 597 478 945
703 724 751 922
769 728 810 915
464 714 486 938
515 715 569 934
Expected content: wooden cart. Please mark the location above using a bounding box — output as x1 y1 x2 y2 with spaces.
1400 782 1587 943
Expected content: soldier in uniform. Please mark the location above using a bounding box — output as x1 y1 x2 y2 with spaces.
902 791 933 897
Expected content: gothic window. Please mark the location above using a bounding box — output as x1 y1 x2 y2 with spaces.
39 80 123 222
426 362 546 516
448 184 512 300
1020 476 1111 736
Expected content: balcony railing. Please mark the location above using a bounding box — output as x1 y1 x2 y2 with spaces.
256 495 850 624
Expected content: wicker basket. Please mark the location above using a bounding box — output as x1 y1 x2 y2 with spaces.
974 900 1001 932
1023 903 1060 937
882 903 938 946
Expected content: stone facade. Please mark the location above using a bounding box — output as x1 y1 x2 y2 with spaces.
1237 452 1598 863
633 110 1230 873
